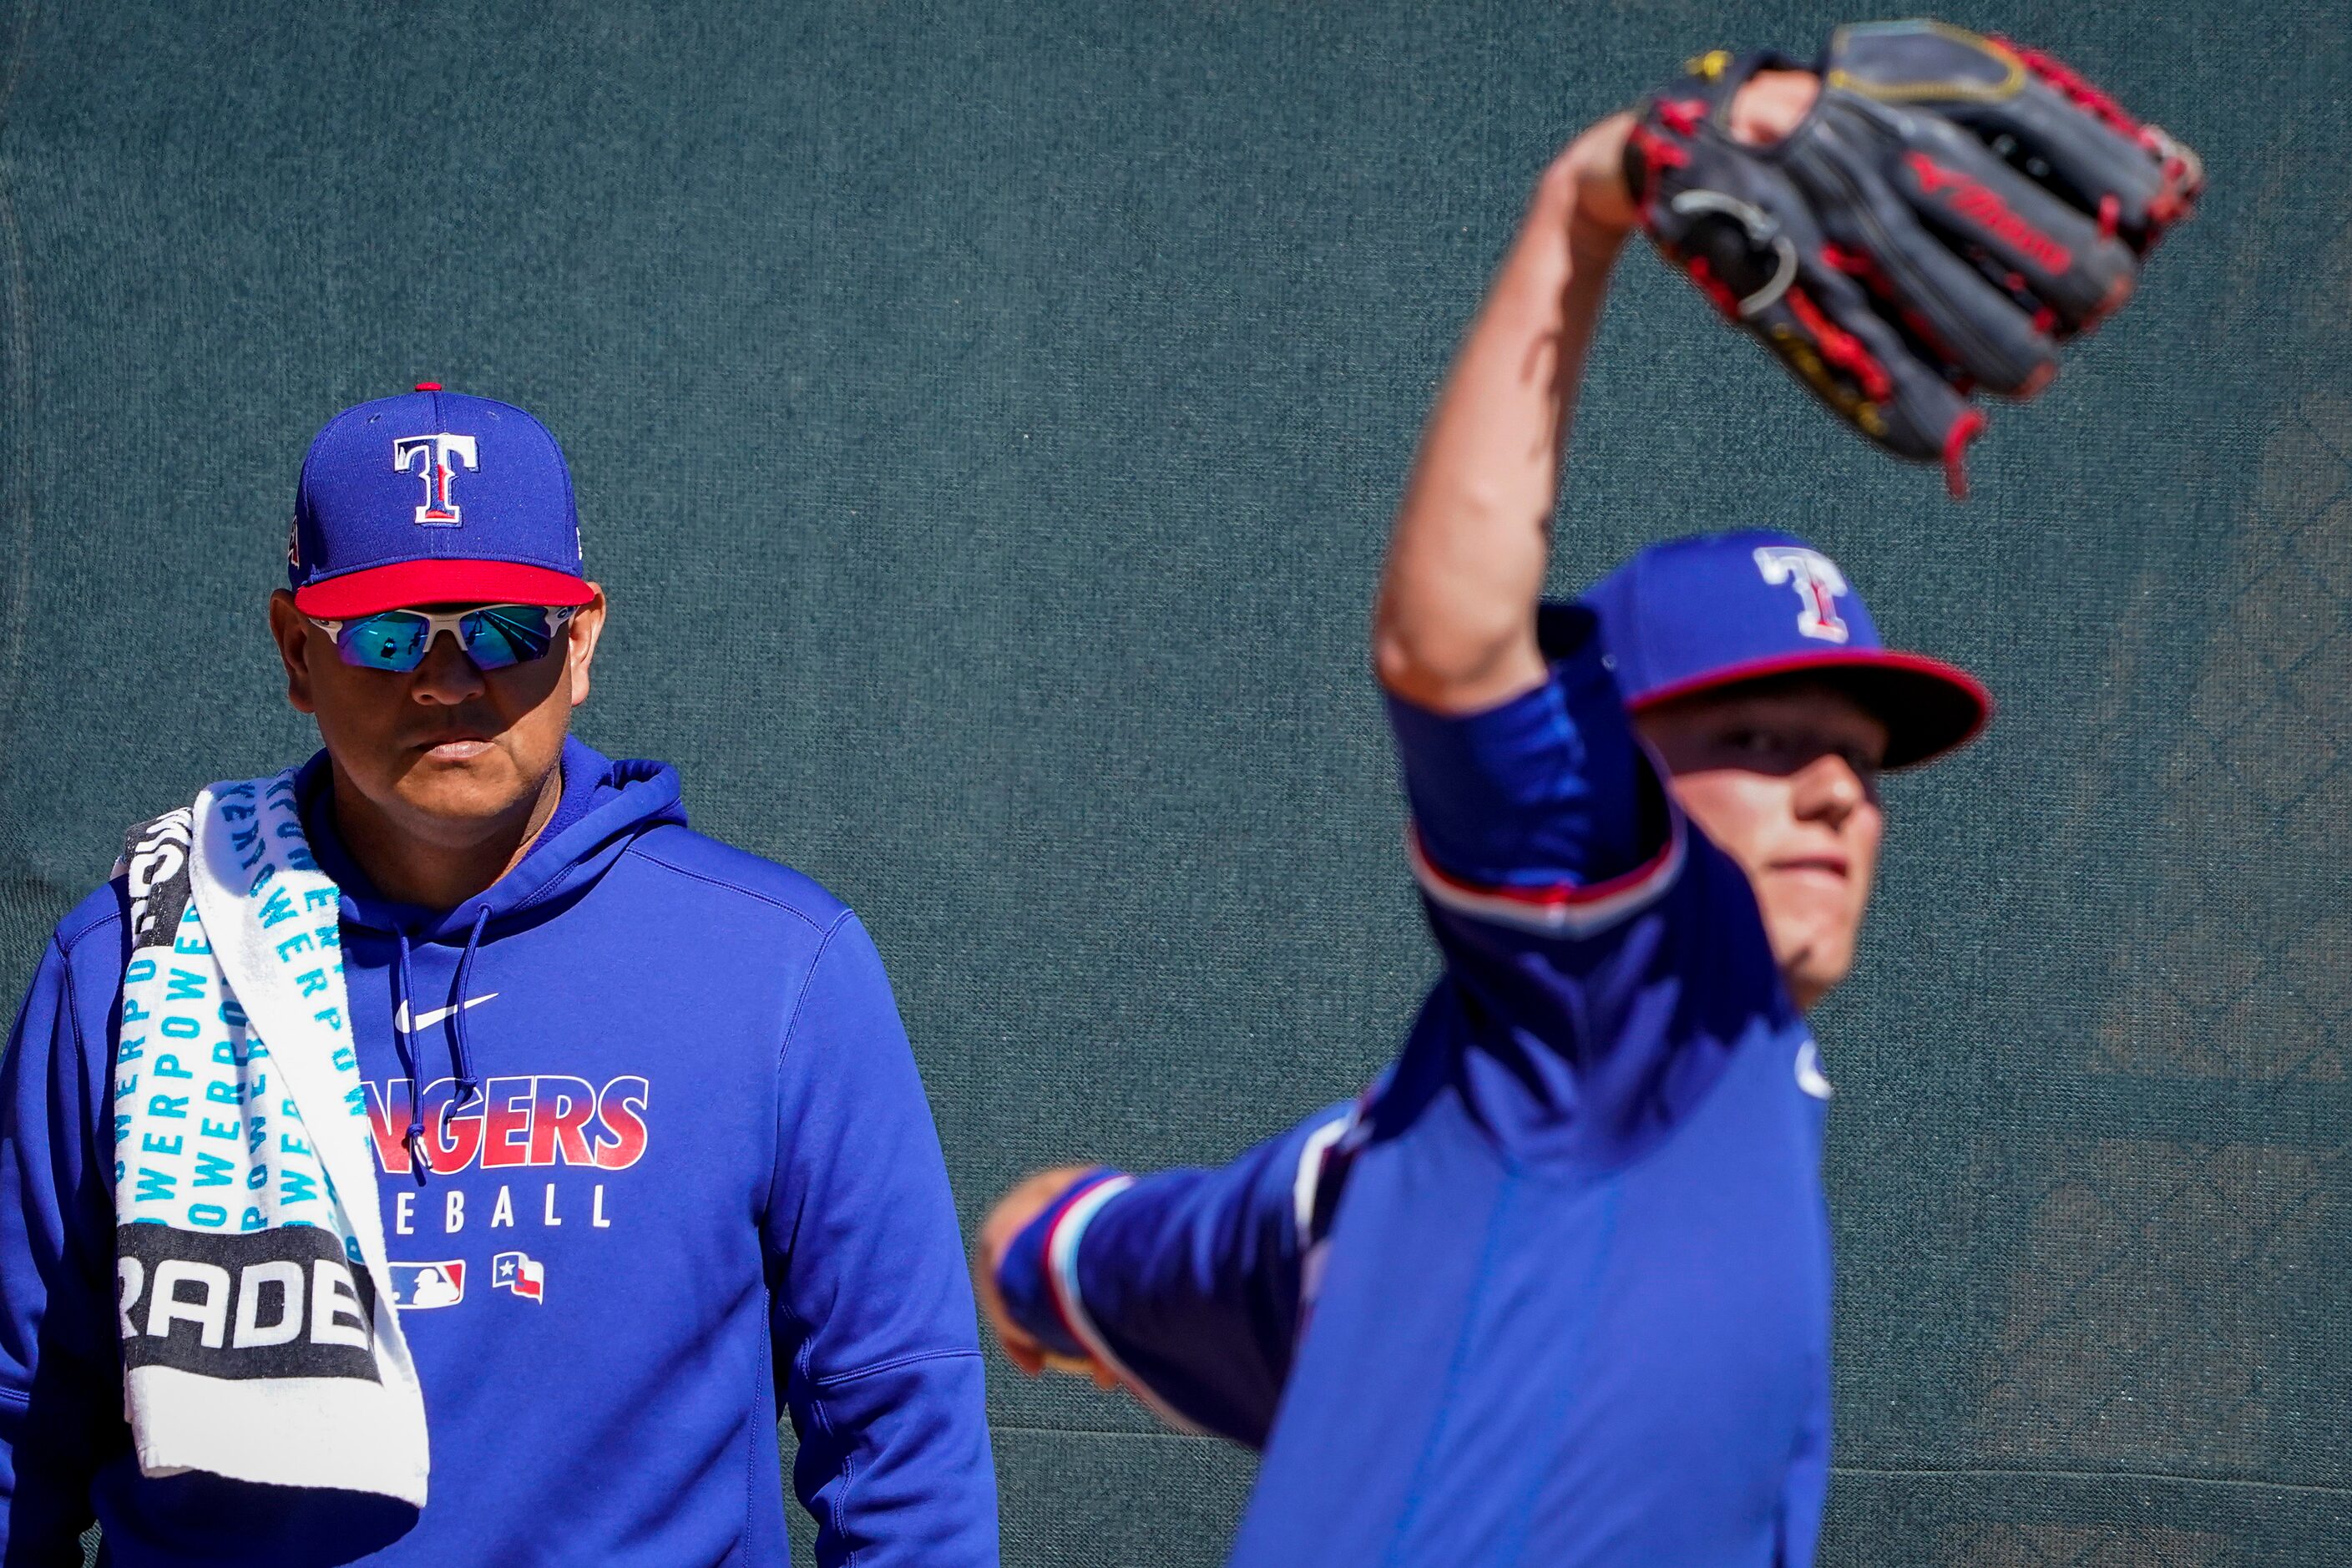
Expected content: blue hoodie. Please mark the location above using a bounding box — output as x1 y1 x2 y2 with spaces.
0 738 999 1565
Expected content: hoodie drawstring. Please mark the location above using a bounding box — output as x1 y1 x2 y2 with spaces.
392 928 428 1186
391 907 493 1187
448 905 491 1115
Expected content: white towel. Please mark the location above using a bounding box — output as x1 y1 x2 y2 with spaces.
112 771 427 1504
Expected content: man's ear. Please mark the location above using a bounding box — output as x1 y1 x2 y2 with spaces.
565 585 609 709
267 590 318 715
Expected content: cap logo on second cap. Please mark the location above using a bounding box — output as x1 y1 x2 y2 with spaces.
1753 545 1851 645
392 432 479 527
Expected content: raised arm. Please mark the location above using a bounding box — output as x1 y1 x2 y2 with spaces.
1370 115 1638 716
1373 76 1820 716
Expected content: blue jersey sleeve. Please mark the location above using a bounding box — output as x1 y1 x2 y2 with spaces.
765 913 999 1567
993 1105 1355 1449
1380 618 1794 1169
1 898 127 1565
1384 614 1679 936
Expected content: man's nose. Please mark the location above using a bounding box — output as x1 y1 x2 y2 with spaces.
1793 753 1866 827
409 630 486 703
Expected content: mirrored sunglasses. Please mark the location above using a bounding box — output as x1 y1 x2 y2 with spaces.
306 604 577 674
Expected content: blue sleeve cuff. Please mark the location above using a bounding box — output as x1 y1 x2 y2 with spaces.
996 1168 1129 1363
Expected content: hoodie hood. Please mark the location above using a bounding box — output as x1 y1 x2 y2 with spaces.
297 736 687 941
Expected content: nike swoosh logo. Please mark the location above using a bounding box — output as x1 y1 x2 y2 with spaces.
395 993 498 1034
1795 1039 1834 1100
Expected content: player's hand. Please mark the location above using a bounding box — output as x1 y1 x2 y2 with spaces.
974 1166 1122 1390
1555 73 1818 252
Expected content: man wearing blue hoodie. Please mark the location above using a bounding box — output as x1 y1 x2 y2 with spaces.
0 386 999 1565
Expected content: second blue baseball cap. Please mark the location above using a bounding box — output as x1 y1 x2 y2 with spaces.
1552 529 1990 769
288 384 594 618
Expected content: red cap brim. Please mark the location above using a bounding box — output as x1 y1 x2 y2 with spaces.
1626 648 1992 771
292 561 595 618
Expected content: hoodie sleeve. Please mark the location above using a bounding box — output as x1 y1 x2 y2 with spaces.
1 927 121 1564
989 1103 1354 1449
764 913 998 1568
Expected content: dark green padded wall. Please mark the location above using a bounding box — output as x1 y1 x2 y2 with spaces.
0 2 2344 1563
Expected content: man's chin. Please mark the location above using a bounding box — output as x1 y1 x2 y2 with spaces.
392 753 536 827
1770 921 1860 1009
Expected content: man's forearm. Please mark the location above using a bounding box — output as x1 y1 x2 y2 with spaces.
1373 120 1634 716
979 1108 1355 1448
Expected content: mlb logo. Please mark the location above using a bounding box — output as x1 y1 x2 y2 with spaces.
492 1250 546 1302
389 1260 467 1309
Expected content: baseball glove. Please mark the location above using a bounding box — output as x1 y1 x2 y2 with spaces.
1624 21 2203 496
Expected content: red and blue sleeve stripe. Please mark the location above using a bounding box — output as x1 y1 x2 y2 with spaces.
1404 805 1685 937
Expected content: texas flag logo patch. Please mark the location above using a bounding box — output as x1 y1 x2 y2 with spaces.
492 1250 546 1302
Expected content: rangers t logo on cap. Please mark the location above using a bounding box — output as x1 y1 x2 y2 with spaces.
392 432 479 527
1751 544 1851 644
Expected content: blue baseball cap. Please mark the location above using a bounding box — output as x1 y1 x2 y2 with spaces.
288 384 593 618
1554 529 1990 769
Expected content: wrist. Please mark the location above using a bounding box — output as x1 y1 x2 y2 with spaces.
1548 111 1640 249
994 1166 1125 1360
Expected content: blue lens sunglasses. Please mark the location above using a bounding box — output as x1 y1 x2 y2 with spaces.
306 604 577 674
